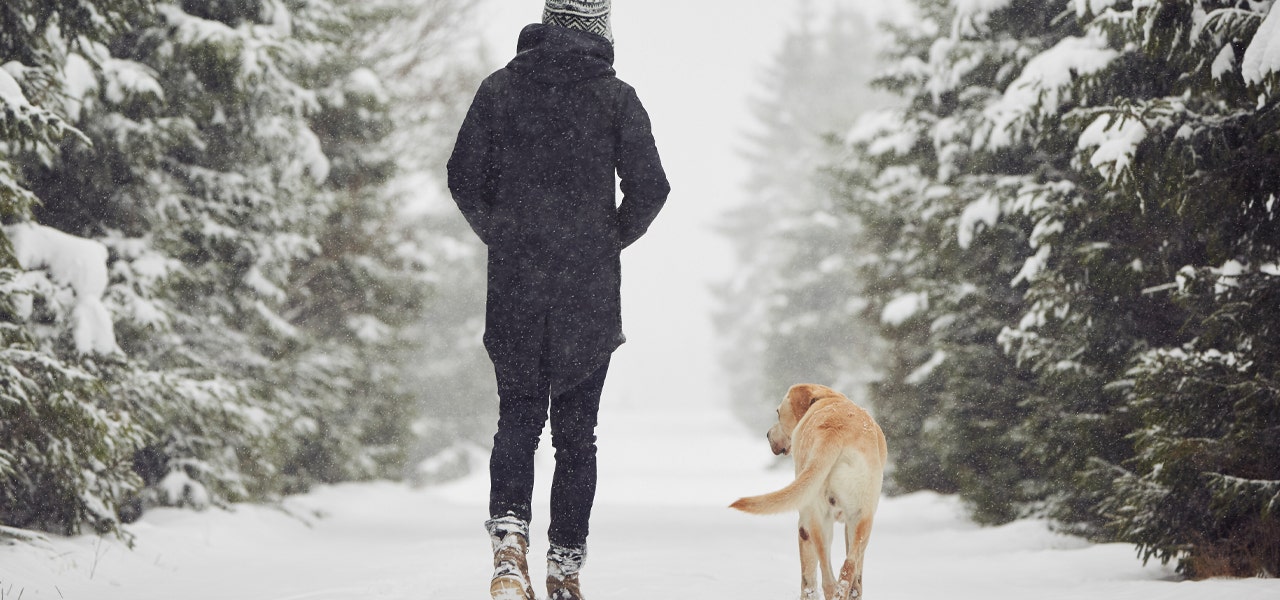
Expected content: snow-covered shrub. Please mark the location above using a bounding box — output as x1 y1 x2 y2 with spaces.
1112 269 1280 577
0 301 146 535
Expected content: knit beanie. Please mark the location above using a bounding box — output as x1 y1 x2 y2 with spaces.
543 0 613 44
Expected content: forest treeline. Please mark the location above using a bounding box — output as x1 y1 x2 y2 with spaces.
722 0 1279 578
0 0 495 537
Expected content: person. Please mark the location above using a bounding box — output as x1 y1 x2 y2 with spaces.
446 1 670 599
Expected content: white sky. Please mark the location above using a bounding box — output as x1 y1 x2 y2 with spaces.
476 1 892 411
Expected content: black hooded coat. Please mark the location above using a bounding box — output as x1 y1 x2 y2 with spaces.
447 24 670 397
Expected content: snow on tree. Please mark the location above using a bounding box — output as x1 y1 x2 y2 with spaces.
2 0 487 535
268 0 491 488
20 0 359 507
717 1 895 432
345 0 499 478
815 0 1062 519
1056 0 1280 577
1242 1 1280 88
0 0 150 537
4 223 121 355
813 0 1279 572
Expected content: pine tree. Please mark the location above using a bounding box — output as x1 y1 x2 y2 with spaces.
835 0 1280 569
823 0 1067 516
0 0 151 536
718 3 894 432
275 0 484 487
350 0 497 477
1062 0 1280 576
15 0 484 513
19 0 341 507
2 0 488 534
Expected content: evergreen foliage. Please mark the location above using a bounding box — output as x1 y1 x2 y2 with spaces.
737 0 1280 574
1074 0 1280 577
1 0 484 536
717 3 895 433
354 0 497 476
1113 269 1280 576
0 0 152 537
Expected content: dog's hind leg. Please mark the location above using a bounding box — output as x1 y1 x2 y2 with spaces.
800 508 838 600
797 512 827 600
820 512 839 600
833 516 874 599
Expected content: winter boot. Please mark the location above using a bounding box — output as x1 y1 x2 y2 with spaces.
546 543 587 600
486 515 536 600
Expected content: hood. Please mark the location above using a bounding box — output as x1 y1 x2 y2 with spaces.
506 23 615 85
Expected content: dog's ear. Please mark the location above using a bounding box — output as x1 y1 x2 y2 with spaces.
787 384 822 419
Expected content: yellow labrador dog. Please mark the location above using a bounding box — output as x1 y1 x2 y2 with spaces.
731 384 887 600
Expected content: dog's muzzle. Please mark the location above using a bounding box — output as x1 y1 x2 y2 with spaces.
766 428 789 455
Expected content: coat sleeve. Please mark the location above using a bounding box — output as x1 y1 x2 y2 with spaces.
615 85 671 249
447 76 502 245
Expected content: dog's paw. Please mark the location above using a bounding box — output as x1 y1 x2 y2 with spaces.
832 580 861 600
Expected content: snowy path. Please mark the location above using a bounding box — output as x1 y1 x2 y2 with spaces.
3 406 1278 600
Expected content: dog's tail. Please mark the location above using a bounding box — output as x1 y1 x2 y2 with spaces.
730 448 840 515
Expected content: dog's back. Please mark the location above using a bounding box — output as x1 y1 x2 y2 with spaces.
732 397 885 515
825 431 886 524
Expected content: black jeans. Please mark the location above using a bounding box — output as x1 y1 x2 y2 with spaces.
489 359 609 548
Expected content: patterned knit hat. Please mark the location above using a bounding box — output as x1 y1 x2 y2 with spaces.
543 0 613 44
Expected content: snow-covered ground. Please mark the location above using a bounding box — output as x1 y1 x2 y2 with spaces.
2 405 1277 600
